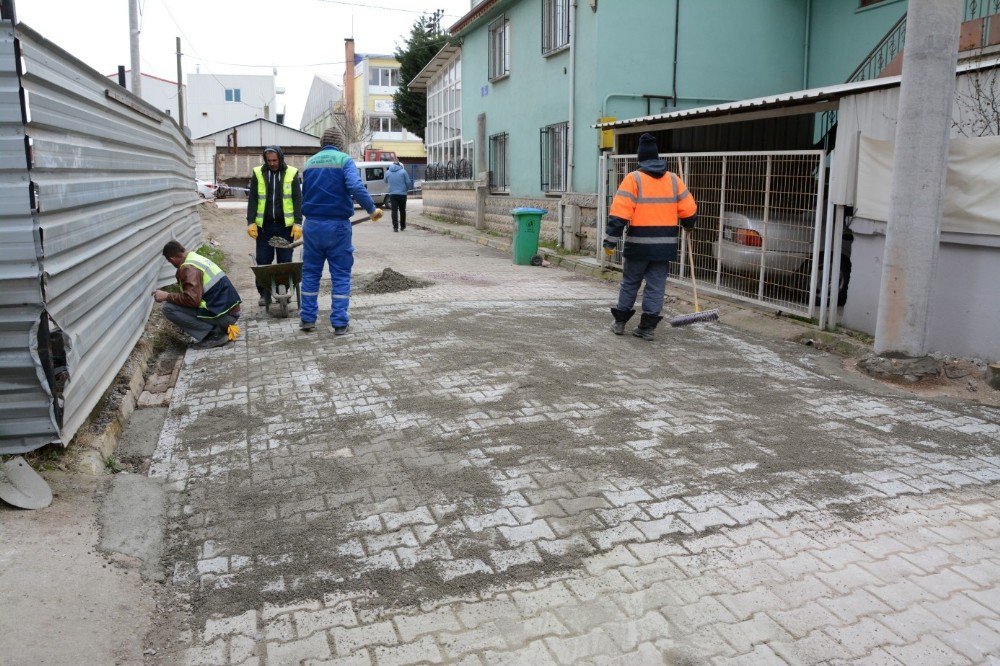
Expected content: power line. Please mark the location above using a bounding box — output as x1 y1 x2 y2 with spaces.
156 0 270 113
316 0 460 18
195 57 350 69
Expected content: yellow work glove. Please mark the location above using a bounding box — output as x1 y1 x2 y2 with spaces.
247 224 258 239
290 224 302 241
603 246 615 257
370 208 383 222
227 324 241 341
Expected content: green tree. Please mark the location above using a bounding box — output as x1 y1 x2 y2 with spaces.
393 15 450 141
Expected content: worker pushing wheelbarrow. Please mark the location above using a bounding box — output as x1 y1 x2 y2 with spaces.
250 243 303 319
249 211 373 318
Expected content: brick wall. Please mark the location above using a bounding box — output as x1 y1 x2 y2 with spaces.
422 181 599 250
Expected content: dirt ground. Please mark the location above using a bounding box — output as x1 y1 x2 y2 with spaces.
0 473 156 666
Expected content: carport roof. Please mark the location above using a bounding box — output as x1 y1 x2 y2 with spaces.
595 55 1000 132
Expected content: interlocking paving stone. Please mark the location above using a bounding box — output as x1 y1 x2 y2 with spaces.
150 214 1000 664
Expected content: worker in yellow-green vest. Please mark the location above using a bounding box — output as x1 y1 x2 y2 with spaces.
153 241 242 350
246 145 303 306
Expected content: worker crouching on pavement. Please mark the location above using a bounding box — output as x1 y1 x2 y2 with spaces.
604 133 697 340
247 145 303 307
154 241 242 349
299 128 383 335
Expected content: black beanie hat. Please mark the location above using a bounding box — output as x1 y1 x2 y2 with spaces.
636 133 659 161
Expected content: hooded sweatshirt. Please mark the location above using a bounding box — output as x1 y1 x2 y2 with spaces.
246 146 303 226
383 163 413 196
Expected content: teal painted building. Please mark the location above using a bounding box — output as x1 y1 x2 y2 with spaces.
450 0 907 199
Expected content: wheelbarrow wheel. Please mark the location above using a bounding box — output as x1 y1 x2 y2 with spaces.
278 299 289 318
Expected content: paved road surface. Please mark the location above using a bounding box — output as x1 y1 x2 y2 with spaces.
150 209 1000 665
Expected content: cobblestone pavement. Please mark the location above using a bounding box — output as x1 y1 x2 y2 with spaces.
150 213 1000 665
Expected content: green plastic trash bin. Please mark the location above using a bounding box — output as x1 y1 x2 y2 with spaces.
510 207 546 266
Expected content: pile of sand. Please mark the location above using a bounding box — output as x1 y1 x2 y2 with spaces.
361 268 432 294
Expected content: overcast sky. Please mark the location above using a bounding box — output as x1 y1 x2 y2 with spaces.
16 0 470 129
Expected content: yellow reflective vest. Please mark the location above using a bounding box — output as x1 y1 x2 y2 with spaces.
253 165 298 227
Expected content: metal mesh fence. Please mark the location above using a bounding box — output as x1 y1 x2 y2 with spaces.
599 151 825 317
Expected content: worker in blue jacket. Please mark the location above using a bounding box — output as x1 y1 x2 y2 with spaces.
299 128 383 335
383 161 413 232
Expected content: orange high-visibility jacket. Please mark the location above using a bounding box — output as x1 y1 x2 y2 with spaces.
606 169 696 261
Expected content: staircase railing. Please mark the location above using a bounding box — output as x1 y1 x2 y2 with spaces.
822 0 1000 143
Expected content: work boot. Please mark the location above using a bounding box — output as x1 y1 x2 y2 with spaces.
258 296 266 306
610 307 635 335
193 331 229 349
632 313 663 341
333 325 351 336
300 320 316 332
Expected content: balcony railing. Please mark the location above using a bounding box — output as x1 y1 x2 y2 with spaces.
823 0 1000 141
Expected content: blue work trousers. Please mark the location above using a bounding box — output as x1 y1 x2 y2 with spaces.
255 223 293 297
300 218 354 327
616 259 669 316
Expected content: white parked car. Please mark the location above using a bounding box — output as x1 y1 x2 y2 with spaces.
712 210 852 306
195 179 219 199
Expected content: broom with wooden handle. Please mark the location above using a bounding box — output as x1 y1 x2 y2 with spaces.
670 229 720 327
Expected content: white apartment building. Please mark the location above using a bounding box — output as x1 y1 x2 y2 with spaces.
186 73 278 139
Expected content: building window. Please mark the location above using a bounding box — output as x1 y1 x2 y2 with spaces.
369 116 402 133
368 67 400 87
224 88 241 102
542 0 570 54
425 54 464 168
489 132 510 193
540 122 568 193
488 15 511 81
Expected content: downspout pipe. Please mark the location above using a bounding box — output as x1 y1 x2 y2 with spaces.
566 0 577 193
803 0 812 89
673 0 679 106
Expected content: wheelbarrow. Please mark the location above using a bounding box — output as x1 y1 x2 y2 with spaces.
250 257 303 318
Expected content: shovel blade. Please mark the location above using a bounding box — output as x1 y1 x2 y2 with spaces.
0 456 53 510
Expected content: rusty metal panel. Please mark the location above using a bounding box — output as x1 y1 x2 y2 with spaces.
0 23 201 452
0 21 58 453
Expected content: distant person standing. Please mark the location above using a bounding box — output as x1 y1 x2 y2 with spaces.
383 161 413 232
299 128 383 335
246 146 302 306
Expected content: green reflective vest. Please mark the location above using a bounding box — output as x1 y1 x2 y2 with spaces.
181 251 238 318
253 165 298 227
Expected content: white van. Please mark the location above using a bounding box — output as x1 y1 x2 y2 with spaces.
354 161 393 207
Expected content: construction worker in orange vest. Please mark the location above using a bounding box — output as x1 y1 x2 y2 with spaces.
604 133 697 340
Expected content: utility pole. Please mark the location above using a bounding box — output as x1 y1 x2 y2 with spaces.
873 0 962 358
175 37 185 130
128 0 142 98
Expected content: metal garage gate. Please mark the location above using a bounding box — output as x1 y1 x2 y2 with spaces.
598 151 827 318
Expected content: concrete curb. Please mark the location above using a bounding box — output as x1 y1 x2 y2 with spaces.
69 323 182 475
71 343 157 475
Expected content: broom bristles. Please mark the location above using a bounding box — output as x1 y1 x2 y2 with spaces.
669 308 720 327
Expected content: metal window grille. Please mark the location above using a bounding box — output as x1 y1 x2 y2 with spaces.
542 0 570 54
489 132 510 192
598 151 827 319
488 15 510 81
539 122 568 193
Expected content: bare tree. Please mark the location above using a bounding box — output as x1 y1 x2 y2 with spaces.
952 60 1000 137
325 109 374 159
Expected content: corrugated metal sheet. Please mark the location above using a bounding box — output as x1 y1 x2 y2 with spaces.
0 22 57 452
0 22 201 453
193 139 216 182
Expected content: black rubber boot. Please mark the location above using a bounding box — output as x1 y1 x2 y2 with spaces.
632 313 663 341
610 308 635 335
